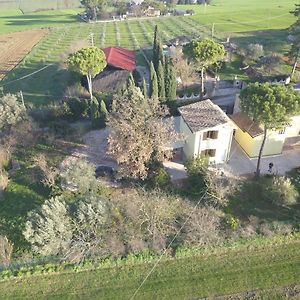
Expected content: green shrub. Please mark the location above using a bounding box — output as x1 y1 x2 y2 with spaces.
226 214 239 230
262 176 299 206
149 167 171 188
65 97 89 119
184 156 210 197
0 270 13 280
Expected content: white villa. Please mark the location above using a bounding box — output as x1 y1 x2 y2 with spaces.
173 100 237 164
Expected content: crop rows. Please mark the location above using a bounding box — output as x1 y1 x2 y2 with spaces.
2 16 210 104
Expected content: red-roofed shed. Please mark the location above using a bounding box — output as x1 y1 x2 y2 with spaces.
103 47 136 72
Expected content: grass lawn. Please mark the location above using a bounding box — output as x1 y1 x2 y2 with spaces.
0 140 72 254
178 0 296 33
0 9 83 34
0 237 299 299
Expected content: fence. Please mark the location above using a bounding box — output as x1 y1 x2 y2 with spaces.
0 0 81 12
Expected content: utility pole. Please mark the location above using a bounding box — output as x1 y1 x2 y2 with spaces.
89 32 94 47
211 23 215 38
19 90 25 110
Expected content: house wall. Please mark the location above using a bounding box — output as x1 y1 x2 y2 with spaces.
234 127 286 158
180 117 234 163
197 125 234 164
180 116 197 158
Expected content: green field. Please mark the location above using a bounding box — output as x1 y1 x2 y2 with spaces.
0 237 299 299
0 9 83 34
0 1 296 105
179 0 295 32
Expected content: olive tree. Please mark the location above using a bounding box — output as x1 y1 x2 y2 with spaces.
23 197 73 256
67 47 107 100
66 195 110 262
60 159 98 194
0 94 26 130
240 83 300 177
24 194 111 261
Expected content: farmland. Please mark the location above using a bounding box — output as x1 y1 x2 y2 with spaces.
0 29 47 80
0 236 299 299
0 17 212 105
0 1 296 105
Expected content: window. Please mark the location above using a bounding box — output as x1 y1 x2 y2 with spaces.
203 130 218 140
201 149 216 158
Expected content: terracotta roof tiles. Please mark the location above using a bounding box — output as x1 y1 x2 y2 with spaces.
178 100 233 133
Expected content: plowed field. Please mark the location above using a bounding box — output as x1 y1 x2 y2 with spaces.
0 29 47 80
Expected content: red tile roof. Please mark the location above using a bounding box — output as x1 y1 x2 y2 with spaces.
103 47 136 72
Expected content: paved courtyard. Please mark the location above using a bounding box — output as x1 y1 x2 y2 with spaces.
164 140 300 181
224 140 300 176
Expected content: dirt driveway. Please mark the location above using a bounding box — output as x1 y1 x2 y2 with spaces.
62 128 117 169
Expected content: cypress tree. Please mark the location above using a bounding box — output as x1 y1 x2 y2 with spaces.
157 40 164 68
153 25 164 71
168 61 177 101
165 57 177 103
150 61 158 99
157 60 165 102
99 99 108 127
165 57 170 99
127 73 135 89
153 25 158 59
90 96 101 128
141 77 148 98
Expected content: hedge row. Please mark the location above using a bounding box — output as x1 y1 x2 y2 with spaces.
0 232 299 282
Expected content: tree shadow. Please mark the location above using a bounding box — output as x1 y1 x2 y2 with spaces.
0 13 80 27
231 29 290 54
3 62 78 106
228 177 300 224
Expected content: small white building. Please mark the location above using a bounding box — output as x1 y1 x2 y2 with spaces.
178 100 237 164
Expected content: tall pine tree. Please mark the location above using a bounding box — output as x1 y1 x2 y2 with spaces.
150 61 158 99
157 60 165 102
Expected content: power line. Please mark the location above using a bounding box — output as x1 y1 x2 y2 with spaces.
129 188 209 300
0 64 54 87
214 12 290 26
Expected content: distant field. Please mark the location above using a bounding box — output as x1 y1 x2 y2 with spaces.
0 9 83 34
0 17 212 105
178 0 295 32
0 238 299 299
0 0 296 105
0 29 47 80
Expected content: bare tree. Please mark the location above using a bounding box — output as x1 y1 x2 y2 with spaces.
0 236 13 266
65 196 110 262
107 86 178 179
183 206 222 247
33 154 59 188
114 189 183 252
172 48 198 89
